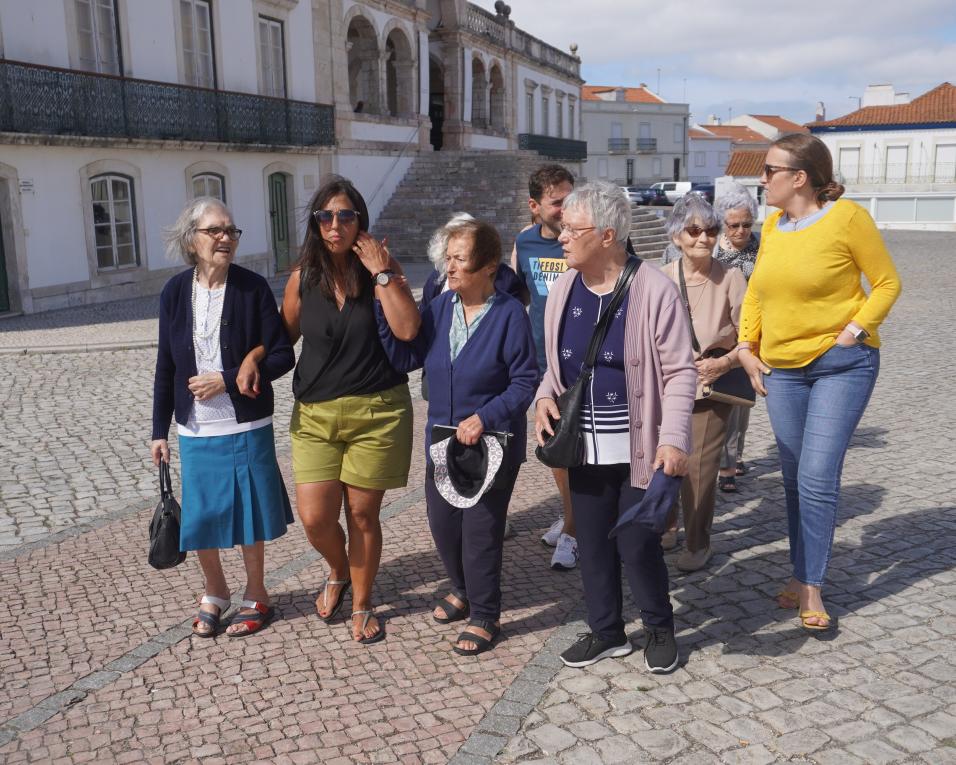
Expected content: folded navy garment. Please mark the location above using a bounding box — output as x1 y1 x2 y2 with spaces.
608 469 683 538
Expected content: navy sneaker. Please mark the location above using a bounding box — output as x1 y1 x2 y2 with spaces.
560 632 632 668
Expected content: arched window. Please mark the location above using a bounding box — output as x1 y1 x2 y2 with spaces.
385 28 414 117
489 65 505 129
347 16 380 114
471 58 487 129
90 174 138 270
192 172 225 202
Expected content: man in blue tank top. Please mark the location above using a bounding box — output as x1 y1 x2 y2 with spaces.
512 165 578 571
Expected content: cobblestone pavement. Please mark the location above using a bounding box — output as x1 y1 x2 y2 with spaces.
0 232 953 763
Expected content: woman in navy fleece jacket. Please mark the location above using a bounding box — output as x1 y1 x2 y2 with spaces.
378 217 538 656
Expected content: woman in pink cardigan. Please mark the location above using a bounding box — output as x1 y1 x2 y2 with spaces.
534 181 697 673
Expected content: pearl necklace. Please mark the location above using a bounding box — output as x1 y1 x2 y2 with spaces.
191 266 226 363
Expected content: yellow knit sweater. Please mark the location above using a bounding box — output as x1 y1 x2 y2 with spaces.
739 199 901 368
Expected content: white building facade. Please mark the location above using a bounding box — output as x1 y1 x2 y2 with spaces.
688 128 731 184
0 0 582 314
580 86 689 186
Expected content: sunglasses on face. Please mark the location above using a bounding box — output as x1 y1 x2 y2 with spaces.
313 209 360 226
725 221 754 231
196 226 242 241
684 225 720 238
763 164 800 179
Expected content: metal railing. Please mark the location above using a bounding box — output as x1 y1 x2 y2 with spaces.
635 137 657 152
608 137 630 152
518 134 587 162
838 163 956 185
0 58 335 147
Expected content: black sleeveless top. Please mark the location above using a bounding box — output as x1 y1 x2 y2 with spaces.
293 271 407 403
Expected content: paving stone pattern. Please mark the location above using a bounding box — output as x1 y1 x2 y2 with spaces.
0 232 954 764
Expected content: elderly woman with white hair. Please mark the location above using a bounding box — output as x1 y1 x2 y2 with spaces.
534 181 697 672
714 184 760 490
151 196 294 638
660 194 748 572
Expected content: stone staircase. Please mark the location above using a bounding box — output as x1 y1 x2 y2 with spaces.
372 150 547 263
372 149 672 263
629 207 671 259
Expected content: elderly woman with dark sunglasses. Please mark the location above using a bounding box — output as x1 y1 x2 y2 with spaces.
660 194 747 572
713 184 760 491
274 176 419 645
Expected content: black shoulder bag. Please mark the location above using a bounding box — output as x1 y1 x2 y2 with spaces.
148 461 187 570
535 258 640 469
678 261 755 408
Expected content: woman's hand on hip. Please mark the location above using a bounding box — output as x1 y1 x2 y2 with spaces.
834 328 858 347
188 372 226 401
150 439 170 467
654 445 688 477
534 398 560 446
738 348 770 397
456 414 484 446
352 232 391 275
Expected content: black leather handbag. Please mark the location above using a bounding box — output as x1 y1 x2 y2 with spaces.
535 258 640 469
148 461 187 570
678 261 755 408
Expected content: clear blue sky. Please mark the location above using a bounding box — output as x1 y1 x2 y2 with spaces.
473 0 956 124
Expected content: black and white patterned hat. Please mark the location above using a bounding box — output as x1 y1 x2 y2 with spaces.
429 434 503 508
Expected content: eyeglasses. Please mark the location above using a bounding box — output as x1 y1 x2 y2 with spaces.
763 164 801 179
313 209 360 226
724 221 754 231
558 224 596 240
196 226 242 241
684 225 720 238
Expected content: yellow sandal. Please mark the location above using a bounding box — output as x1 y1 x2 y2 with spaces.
799 610 831 631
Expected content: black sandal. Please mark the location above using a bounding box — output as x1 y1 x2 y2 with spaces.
453 619 500 656
718 475 737 493
432 595 470 624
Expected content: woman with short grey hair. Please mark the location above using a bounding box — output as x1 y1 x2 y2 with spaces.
152 197 295 638
714 183 760 489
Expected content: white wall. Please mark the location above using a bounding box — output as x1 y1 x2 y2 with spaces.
335 154 415 230
0 0 70 67
688 137 732 183
515 62 580 137
815 127 956 185
125 2 178 83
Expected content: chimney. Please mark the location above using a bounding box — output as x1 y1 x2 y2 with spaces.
614 88 625 102
815 101 826 121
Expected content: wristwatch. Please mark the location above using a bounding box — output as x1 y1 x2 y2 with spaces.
374 270 395 287
847 323 869 342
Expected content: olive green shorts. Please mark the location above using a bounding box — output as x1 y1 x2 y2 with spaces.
290 383 413 490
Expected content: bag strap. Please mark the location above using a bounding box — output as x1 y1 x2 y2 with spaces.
581 257 641 372
159 461 173 500
677 259 702 355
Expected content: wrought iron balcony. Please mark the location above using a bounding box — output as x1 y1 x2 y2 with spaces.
636 137 657 152
0 59 335 148
608 137 630 153
518 134 587 162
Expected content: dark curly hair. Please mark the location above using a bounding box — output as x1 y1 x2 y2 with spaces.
297 176 370 300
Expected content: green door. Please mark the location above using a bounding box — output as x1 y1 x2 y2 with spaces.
0 216 9 313
268 172 291 272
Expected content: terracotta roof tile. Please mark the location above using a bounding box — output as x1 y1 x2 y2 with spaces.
697 125 769 145
811 82 956 128
689 127 720 139
725 150 767 177
582 85 665 104
751 115 808 133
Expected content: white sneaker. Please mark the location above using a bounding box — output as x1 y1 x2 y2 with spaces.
541 518 564 548
551 533 578 571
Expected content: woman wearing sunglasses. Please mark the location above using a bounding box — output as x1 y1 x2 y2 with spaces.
151 197 295 638
738 133 901 632
281 176 419 645
713 184 760 492
660 193 747 572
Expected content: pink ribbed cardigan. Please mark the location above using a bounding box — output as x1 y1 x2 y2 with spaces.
535 262 698 489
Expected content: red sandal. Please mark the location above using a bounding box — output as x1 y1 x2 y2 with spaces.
227 600 275 637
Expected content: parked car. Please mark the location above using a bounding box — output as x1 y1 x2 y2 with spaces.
621 186 652 204
640 186 669 206
690 183 715 204
647 181 692 205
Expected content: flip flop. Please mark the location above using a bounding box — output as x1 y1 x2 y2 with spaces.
453 619 501 656
227 600 276 638
352 609 385 645
317 579 351 623
192 594 230 638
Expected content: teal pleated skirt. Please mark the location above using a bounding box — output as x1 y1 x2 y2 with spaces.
179 424 293 551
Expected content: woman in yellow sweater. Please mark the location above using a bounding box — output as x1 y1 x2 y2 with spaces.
737 133 901 632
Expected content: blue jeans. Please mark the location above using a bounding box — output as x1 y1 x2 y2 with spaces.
764 344 880 587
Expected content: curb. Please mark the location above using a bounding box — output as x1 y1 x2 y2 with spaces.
0 340 159 356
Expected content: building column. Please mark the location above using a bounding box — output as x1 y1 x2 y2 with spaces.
418 30 429 117
462 46 473 124
378 50 390 115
